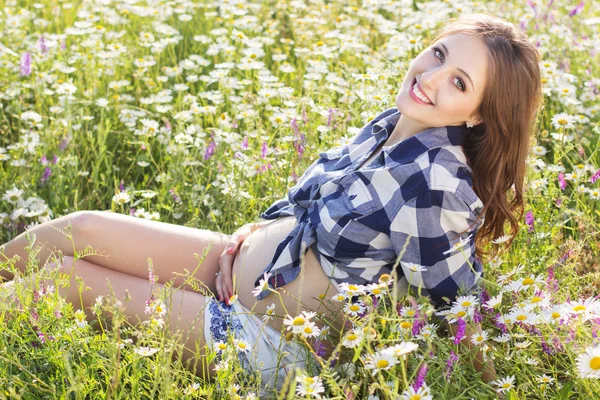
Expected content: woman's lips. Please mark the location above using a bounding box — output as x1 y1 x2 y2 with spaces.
409 77 434 106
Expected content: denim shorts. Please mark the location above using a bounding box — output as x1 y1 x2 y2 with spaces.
204 297 318 392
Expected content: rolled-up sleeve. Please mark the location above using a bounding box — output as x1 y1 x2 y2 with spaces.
389 188 484 311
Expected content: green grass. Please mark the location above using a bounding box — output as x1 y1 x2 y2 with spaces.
1 0 600 398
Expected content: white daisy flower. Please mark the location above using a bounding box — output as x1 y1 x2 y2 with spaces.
470 330 489 346
252 271 272 298
403 262 428 273
283 311 317 334
295 373 325 398
490 375 516 393
300 322 321 338
262 303 276 323
134 346 160 357
483 293 503 310
344 301 366 317
234 339 251 353
388 341 419 358
492 333 511 343
576 344 600 378
551 112 575 129
454 295 480 309
443 234 473 255
364 349 398 375
492 234 511 244
399 383 432 400
342 330 364 348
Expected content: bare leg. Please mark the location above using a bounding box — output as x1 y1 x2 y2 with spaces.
0 211 231 295
27 255 217 380
0 212 87 281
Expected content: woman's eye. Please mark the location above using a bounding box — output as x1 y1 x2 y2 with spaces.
454 77 465 91
433 47 466 92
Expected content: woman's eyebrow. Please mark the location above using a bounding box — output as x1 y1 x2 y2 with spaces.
439 42 475 90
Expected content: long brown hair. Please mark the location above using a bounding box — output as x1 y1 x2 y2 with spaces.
431 14 544 262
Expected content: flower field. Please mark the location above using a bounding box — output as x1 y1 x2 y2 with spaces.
0 0 600 398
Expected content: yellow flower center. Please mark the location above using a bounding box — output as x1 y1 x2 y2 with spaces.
379 274 391 283
477 336 483 342
217 343 227 350
238 342 246 349
303 326 313 334
406 310 415 317
522 278 535 285
516 314 527 321
304 377 315 384
401 321 412 330
349 305 360 312
375 359 389 369
292 317 306 326
531 297 542 303
347 334 357 341
457 310 466 318
551 312 560 319
409 395 422 400
502 383 511 389
590 357 600 370
461 301 472 307
573 305 586 312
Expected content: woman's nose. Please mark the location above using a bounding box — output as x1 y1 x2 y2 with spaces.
419 66 446 90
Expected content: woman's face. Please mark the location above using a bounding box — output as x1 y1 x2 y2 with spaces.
396 33 489 128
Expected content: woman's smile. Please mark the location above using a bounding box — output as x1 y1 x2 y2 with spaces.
409 77 434 106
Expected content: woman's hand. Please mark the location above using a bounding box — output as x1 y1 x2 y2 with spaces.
215 222 261 304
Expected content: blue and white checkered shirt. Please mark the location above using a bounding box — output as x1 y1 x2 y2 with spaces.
254 106 485 312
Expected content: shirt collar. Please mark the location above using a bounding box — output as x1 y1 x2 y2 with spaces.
371 107 467 165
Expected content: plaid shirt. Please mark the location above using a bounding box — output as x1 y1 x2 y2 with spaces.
254 106 485 312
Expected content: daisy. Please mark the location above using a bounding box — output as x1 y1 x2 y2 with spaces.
344 301 365 317
492 234 511 244
483 293 503 310
399 383 432 400
388 341 419 358
338 282 367 297
283 311 317 334
536 374 555 385
300 322 321 338
252 271 272 297
262 303 276 322
551 112 575 129
504 308 540 325
443 234 473 255
213 340 228 353
565 296 600 321
540 304 569 324
295 373 325 398
403 262 428 273
366 282 388 298
378 273 394 285
492 333 511 343
415 323 438 341
454 295 480 309
330 292 347 302
134 346 160 357
513 274 546 292
490 375 516 393
576 344 600 378
342 330 363 348
74 309 88 328
398 306 420 318
470 330 489 346
497 263 525 284
524 357 539 366
514 340 532 350
234 339 251 353
364 349 398 375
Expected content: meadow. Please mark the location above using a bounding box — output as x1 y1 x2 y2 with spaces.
1 0 600 398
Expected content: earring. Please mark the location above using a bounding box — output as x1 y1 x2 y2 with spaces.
466 121 474 128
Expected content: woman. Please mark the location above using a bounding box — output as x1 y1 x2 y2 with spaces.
0 13 542 393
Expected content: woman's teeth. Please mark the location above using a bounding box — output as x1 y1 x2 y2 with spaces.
412 82 432 104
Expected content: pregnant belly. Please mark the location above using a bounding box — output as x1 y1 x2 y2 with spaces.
231 216 344 337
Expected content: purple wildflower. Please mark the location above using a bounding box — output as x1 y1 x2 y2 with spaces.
291 117 300 136
412 363 428 391
61 40 67 50
493 313 508 334
541 338 554 355
578 147 585 157
204 140 216 160
327 108 335 126
473 308 483 323
241 136 249 150
525 210 535 233
590 169 600 184
59 136 70 151
569 1 585 17
38 35 48 55
261 141 268 159
453 317 466 345
41 166 52 184
558 172 566 190
302 107 308 124
52 154 58 164
20 52 32 76
37 331 46 344
119 179 125 191
314 340 327 358
169 188 181 203
40 154 48 166
444 351 459 381
129 208 136 216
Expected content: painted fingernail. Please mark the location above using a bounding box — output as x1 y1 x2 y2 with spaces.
226 247 234 254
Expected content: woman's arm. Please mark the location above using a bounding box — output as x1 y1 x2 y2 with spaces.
447 321 496 383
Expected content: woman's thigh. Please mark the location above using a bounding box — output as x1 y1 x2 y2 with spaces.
48 256 217 380
76 211 231 295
